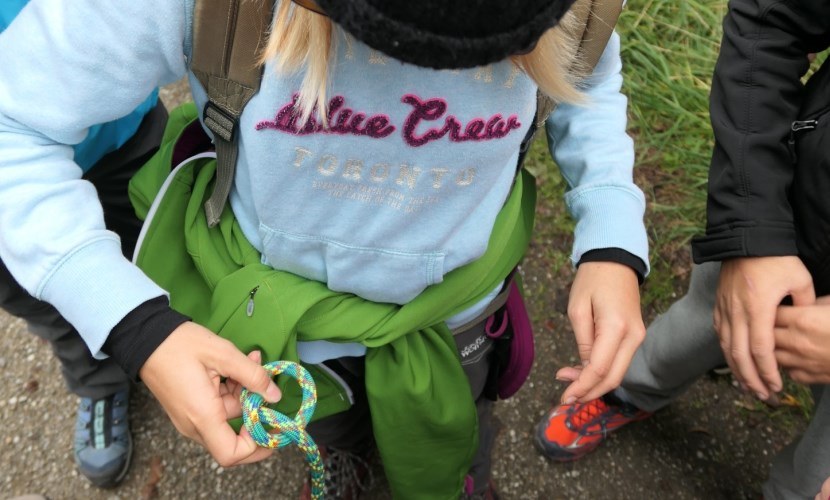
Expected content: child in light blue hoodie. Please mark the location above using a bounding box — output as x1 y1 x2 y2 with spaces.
0 0 649 496
0 0 163 488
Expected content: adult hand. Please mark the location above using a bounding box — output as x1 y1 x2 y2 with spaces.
715 256 814 400
139 321 281 467
815 474 830 500
775 296 830 384
556 261 645 404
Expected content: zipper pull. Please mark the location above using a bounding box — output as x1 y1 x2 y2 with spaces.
246 286 259 317
792 119 819 133
788 119 819 163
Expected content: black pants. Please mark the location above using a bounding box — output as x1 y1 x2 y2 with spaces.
0 103 168 399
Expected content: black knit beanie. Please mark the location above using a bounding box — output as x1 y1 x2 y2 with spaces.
309 0 579 69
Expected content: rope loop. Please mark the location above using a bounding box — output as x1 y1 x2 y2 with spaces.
241 361 324 499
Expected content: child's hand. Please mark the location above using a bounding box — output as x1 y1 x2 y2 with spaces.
556 261 645 404
775 296 830 384
139 322 282 467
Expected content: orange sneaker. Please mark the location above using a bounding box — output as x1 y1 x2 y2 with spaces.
533 394 652 462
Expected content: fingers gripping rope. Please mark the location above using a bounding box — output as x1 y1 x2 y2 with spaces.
241 361 324 500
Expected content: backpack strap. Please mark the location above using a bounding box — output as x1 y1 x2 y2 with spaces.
570 0 624 77
191 0 276 227
522 0 624 159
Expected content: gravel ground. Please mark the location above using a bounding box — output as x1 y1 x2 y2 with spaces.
0 80 810 500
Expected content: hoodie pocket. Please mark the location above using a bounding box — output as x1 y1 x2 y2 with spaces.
259 226 445 304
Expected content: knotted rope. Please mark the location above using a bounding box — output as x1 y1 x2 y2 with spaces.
241 361 324 500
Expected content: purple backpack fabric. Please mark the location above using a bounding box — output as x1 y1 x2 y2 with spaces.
485 280 535 399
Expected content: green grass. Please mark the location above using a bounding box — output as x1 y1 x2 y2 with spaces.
524 0 727 312
621 0 726 307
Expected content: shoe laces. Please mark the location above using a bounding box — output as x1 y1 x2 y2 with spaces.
568 398 611 428
322 448 374 499
79 391 130 447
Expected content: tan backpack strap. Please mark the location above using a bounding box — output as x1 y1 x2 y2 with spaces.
533 0 624 131
191 0 276 227
577 0 623 73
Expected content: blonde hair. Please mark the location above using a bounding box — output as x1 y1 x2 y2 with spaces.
260 1 585 124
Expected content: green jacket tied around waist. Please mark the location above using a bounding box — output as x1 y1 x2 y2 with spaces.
129 104 536 499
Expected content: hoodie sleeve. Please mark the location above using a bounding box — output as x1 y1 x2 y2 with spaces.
0 0 191 357
546 31 650 274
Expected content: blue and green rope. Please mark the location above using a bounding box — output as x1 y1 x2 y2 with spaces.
241 361 324 500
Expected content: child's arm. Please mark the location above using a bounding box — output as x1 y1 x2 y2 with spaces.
545 31 649 403
0 0 187 354
0 0 278 466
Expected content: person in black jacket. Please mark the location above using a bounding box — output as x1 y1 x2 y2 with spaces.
691 0 830 403
535 1 830 497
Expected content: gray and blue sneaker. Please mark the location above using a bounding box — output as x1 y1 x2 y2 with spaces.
73 389 133 488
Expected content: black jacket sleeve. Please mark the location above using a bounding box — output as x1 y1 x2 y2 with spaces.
691 0 830 263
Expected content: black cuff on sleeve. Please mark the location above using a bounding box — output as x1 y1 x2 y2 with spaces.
691 224 798 263
102 296 190 381
577 248 647 284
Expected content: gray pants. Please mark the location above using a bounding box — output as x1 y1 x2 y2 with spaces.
619 261 830 499
307 322 498 494
0 103 167 400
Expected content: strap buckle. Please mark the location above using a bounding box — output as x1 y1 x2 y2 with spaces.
203 101 238 143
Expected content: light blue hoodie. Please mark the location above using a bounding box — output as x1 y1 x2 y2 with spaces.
0 0 648 359
0 0 159 173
